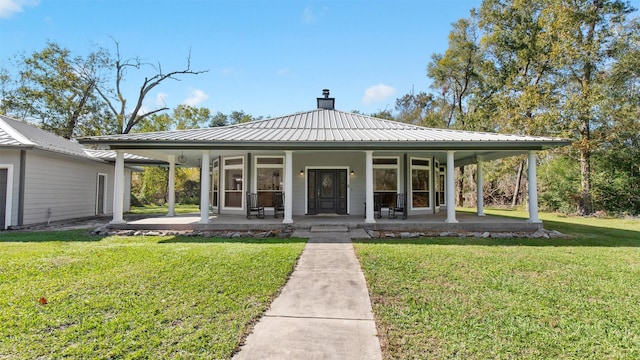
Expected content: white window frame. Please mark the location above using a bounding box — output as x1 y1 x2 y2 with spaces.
211 159 219 210
439 165 446 207
372 156 400 192
410 157 432 210
222 156 244 210
254 156 284 209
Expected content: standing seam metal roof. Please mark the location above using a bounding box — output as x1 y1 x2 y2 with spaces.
79 108 567 145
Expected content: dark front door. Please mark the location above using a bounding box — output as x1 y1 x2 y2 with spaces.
307 169 347 215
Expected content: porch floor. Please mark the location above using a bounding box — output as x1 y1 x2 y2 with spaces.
111 211 543 233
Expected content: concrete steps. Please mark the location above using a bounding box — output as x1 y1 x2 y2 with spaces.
310 225 349 232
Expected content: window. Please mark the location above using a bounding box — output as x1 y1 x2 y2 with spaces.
255 156 284 207
211 159 219 208
439 165 446 206
411 158 431 209
223 157 243 208
373 157 399 206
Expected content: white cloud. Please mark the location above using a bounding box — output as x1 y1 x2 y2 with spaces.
302 5 315 23
276 68 290 76
221 67 237 76
0 0 39 18
362 84 396 106
301 5 328 24
183 89 209 106
156 92 168 107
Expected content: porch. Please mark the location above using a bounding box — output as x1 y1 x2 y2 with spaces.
108 211 543 233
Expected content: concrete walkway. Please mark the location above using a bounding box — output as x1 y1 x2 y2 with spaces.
232 229 383 360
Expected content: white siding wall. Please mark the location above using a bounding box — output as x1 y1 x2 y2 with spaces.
21 150 118 226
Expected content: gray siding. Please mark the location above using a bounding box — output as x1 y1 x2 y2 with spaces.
21 150 118 226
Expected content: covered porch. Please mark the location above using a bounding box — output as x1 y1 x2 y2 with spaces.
108 211 542 233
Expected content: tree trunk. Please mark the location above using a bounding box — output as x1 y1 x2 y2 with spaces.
576 0 600 215
578 148 593 215
457 166 465 207
512 160 524 207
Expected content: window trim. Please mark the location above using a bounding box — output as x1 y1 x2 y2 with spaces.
222 156 244 210
254 155 285 209
410 157 432 210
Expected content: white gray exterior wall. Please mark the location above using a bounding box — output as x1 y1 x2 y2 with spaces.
1 148 131 228
207 150 443 217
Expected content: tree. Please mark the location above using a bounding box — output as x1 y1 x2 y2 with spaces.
0 41 109 138
427 13 484 130
547 0 634 215
210 112 229 127
173 105 212 130
94 39 208 134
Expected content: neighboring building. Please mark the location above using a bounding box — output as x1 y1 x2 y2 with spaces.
80 90 570 226
0 115 147 229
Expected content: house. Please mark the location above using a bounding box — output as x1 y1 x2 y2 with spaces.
0 114 150 230
80 90 569 228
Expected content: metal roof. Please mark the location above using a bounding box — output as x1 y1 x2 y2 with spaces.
79 109 569 151
0 114 93 159
0 115 158 163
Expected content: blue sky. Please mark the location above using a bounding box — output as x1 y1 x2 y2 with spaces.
1 0 638 119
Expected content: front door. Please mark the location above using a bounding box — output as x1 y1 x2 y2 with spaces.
307 169 347 215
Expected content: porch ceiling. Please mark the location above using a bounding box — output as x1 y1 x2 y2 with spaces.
112 148 534 168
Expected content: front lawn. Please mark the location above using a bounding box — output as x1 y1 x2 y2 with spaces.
355 214 640 359
0 231 305 358
127 203 200 215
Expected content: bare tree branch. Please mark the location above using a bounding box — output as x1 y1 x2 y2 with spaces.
97 39 208 133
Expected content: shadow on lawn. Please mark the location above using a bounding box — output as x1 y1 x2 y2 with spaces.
356 221 640 247
0 229 105 243
159 237 308 245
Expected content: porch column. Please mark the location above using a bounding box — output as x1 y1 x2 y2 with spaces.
476 157 485 216
110 150 125 224
445 150 458 223
365 150 375 224
527 150 541 223
167 155 176 217
283 150 293 224
199 151 210 224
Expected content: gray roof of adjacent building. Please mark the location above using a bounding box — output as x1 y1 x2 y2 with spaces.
0 114 159 163
0 114 94 159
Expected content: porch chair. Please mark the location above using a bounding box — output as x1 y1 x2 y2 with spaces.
273 192 285 218
246 192 265 219
364 193 383 219
388 193 407 220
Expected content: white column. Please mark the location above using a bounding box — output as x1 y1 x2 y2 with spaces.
476 157 485 216
528 150 541 223
365 150 376 224
445 150 458 223
199 151 210 224
110 150 125 224
167 155 176 217
283 151 294 224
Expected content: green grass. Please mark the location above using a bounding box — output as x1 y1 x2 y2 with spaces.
0 231 305 359
354 213 640 359
127 204 200 215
